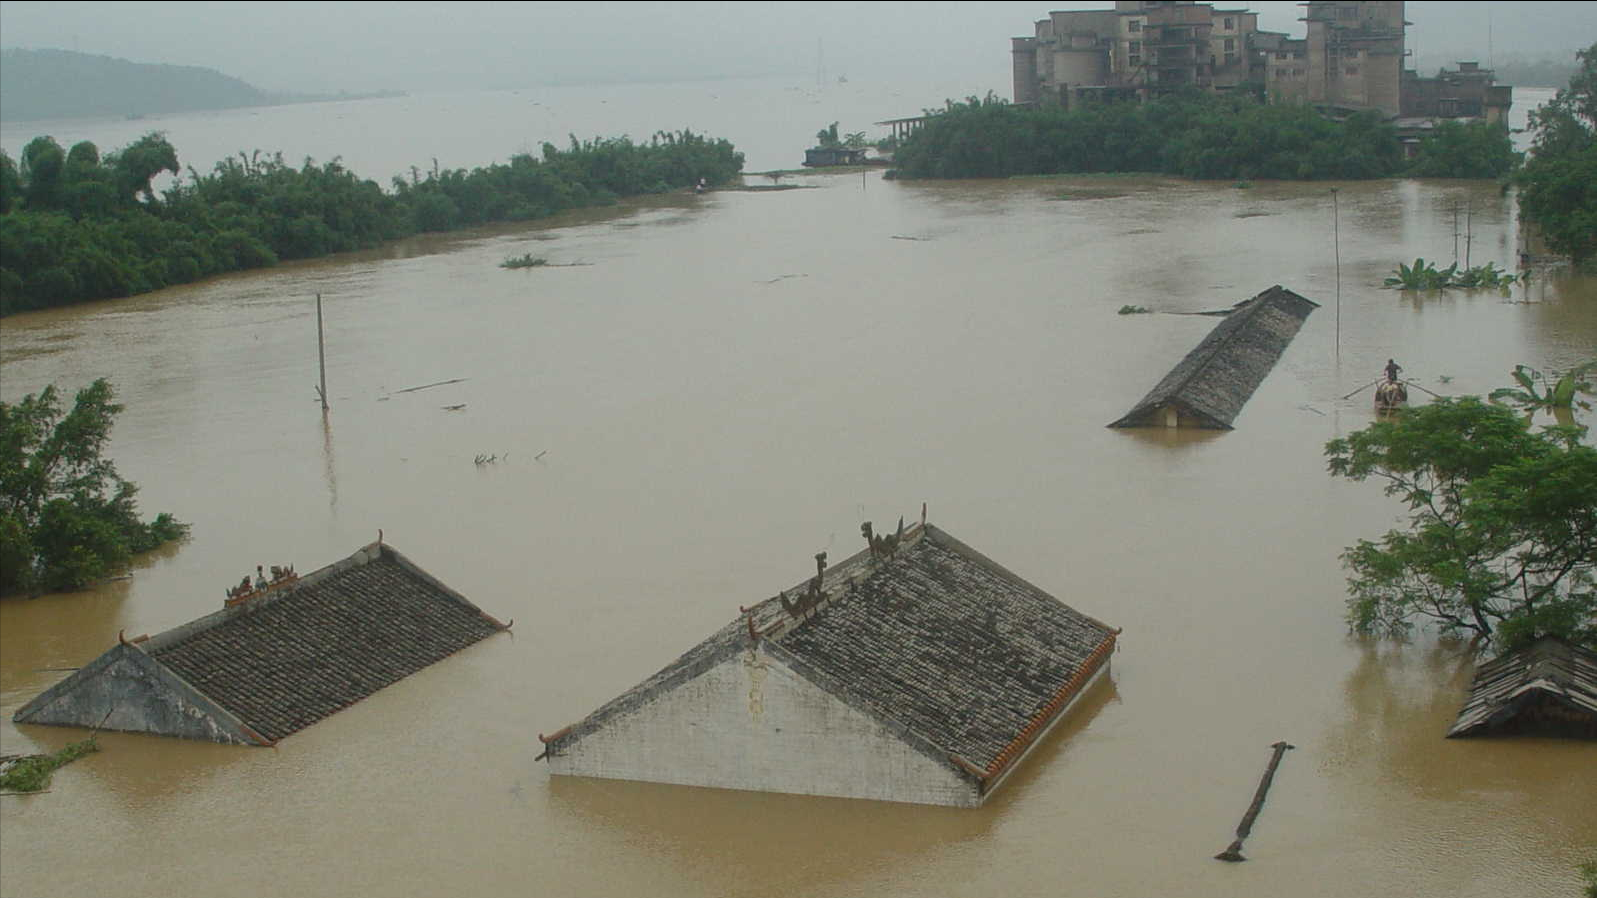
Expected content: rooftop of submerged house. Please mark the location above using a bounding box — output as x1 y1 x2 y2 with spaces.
1448 636 1597 739
542 521 1119 805
1109 284 1318 430
14 541 509 745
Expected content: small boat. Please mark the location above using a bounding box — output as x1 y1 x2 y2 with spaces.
1373 379 1408 412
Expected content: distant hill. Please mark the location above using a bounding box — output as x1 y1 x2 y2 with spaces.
0 48 271 121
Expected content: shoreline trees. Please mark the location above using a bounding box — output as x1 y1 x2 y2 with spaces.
1516 43 1596 269
890 90 1514 182
0 129 744 316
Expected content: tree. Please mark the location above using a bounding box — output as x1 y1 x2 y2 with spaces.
1325 397 1596 650
0 379 187 594
107 132 179 203
1518 44 1597 266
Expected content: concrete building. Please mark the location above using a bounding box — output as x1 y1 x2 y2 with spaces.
1284 0 1408 116
1400 60 1513 123
1013 1 1509 126
13 541 510 745
539 522 1119 807
1013 1 1262 109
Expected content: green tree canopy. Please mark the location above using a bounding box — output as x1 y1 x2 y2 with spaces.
0 379 187 594
1325 397 1596 649
1518 43 1597 266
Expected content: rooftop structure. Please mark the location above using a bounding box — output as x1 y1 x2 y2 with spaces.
540 521 1119 807
13 541 509 745
1447 637 1597 739
1108 285 1318 430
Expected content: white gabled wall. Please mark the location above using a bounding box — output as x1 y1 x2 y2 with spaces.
548 647 979 807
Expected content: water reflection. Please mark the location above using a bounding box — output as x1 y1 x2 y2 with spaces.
1325 639 1597 864
320 409 339 512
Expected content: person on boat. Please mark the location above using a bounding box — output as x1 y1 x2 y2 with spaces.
1384 359 1402 382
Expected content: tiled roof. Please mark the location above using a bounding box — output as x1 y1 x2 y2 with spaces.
149 544 505 743
1447 637 1597 738
1108 285 1318 430
548 525 1117 780
771 532 1115 772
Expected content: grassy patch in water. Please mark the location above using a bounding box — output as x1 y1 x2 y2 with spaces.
500 254 548 270
0 737 100 793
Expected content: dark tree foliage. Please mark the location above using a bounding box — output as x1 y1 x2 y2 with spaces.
891 91 1509 182
1325 397 1596 650
1517 44 1597 267
1402 120 1520 179
0 379 188 595
0 129 744 315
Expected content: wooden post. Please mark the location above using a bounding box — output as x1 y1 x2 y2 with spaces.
1215 740 1294 862
315 293 329 411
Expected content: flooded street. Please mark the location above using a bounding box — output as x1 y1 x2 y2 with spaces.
2 84 1595 897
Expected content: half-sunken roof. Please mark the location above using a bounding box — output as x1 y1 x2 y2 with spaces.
546 524 1118 782
14 542 508 744
1447 637 1597 739
1109 285 1318 430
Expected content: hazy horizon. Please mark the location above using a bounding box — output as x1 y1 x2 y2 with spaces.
1 1 1591 98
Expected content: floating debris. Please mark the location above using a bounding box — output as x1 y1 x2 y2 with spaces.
0 737 100 795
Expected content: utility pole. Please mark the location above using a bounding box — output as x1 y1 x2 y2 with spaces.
1465 203 1474 270
1332 188 1341 357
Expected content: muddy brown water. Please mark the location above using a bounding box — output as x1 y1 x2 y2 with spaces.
3 86 1595 898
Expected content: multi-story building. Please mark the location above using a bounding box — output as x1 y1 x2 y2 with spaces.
1012 0 1508 127
1012 2 1259 109
1283 0 1407 116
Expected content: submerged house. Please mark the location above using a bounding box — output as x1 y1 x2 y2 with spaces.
1108 284 1318 429
539 521 1119 807
1447 637 1597 739
13 540 509 745
803 146 868 167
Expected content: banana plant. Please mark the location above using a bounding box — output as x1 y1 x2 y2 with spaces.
1489 360 1597 413
1383 257 1455 290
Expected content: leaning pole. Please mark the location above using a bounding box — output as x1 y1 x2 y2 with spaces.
1215 740 1295 862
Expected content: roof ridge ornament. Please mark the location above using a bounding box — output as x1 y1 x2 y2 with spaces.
779 552 828 619
862 517 906 562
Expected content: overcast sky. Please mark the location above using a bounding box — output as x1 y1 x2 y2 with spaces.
1 1 1591 95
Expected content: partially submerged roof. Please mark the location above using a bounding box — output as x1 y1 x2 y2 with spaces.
543 523 1118 795
1447 637 1597 739
1108 285 1318 430
14 541 508 745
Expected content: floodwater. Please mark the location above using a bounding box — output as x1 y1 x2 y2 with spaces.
2 82 1594 898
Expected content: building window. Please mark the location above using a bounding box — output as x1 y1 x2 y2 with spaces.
1129 20 1142 33
1225 53 1238 66
1129 55 1142 66
1224 38 1235 52
1224 17 1234 30
1130 41 1141 53
1276 51 1287 60
1346 66 1358 76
